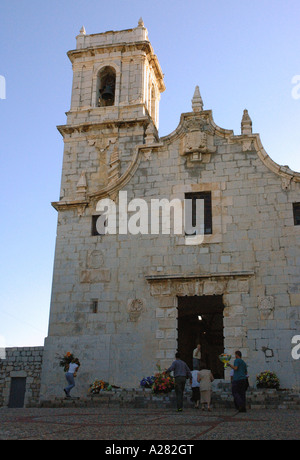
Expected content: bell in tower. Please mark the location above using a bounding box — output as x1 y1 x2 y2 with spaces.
98 67 116 107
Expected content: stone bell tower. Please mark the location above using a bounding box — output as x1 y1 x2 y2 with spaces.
57 18 165 202
40 20 165 400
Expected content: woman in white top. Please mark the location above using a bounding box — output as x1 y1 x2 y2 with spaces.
198 363 214 411
190 368 201 408
64 358 80 398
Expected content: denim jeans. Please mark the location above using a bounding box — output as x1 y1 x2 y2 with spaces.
64 372 75 395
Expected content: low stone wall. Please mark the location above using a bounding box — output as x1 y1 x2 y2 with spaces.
38 387 300 410
0 347 44 407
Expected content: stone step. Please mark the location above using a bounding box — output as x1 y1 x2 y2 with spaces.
36 388 300 410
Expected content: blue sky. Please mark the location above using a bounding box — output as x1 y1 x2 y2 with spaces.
0 0 299 347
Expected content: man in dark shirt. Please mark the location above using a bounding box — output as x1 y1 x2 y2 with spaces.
166 352 192 411
228 350 248 412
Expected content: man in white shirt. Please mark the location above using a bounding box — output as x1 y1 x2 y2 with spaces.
192 344 201 370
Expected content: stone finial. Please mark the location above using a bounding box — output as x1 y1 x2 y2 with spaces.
138 17 144 27
145 122 158 144
76 171 87 199
192 86 203 112
80 26 86 35
241 109 252 135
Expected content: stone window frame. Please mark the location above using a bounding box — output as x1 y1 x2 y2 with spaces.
172 182 227 245
184 190 213 235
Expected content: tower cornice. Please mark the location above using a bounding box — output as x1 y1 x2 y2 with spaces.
57 115 150 137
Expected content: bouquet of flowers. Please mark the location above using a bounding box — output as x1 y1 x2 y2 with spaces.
219 353 232 369
57 352 77 372
256 371 280 390
89 379 113 394
140 376 155 389
152 366 175 394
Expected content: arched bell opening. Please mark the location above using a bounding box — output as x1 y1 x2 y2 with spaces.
97 66 116 107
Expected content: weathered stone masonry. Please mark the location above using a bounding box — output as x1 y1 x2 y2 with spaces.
0 347 43 407
35 21 300 401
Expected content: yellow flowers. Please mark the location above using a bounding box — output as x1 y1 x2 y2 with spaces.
256 371 280 389
89 379 113 393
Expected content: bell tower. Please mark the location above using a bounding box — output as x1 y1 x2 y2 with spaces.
68 18 165 127
54 19 165 202
40 21 165 400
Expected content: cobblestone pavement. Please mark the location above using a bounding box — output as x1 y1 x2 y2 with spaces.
0 407 300 441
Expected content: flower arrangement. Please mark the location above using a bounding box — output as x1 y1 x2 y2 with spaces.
89 379 113 394
57 352 78 372
219 353 232 369
140 376 155 389
256 371 280 390
151 366 175 394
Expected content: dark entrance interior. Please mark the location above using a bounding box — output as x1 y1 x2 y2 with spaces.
177 295 225 379
8 377 26 408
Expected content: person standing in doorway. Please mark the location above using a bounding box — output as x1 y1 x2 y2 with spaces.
166 352 192 412
192 344 201 370
228 351 248 412
64 358 80 399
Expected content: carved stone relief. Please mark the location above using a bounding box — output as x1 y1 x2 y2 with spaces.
258 296 275 320
180 117 216 165
127 299 145 322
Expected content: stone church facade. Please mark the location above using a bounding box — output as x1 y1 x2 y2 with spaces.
39 21 300 401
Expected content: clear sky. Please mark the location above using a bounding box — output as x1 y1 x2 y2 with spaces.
0 0 299 348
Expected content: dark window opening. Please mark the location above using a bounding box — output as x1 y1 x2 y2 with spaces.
91 300 98 313
185 191 212 235
293 203 300 226
92 215 107 236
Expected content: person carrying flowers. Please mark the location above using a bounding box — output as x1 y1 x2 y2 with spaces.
227 350 248 412
64 357 80 399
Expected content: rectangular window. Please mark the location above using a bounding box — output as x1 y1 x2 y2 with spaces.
92 215 107 236
91 300 98 313
185 191 212 235
293 203 300 226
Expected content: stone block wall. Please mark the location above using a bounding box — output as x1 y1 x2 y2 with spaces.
40 23 300 401
0 347 44 407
